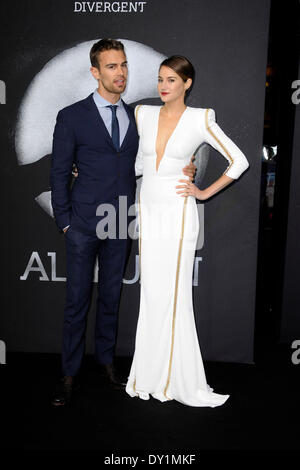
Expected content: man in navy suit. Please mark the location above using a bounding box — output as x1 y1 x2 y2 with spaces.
50 39 195 406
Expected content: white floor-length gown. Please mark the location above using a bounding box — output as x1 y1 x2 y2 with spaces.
126 105 249 407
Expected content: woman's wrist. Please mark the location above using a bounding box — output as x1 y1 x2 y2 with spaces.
202 188 210 200
196 188 208 200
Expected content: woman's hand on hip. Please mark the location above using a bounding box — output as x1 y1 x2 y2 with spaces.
175 179 207 200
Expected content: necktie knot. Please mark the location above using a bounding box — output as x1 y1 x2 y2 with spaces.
107 104 118 114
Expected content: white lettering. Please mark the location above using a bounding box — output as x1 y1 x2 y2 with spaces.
20 251 49 281
196 202 204 250
48 252 66 281
19 252 201 284
74 2 82 12
129 2 137 12
119 196 129 239
128 203 139 241
111 2 120 12
291 339 300 365
138 1 146 12
193 257 202 286
87 1 96 11
0 340 6 364
149 455 156 464
96 203 117 239
104 455 139 466
73 1 147 13
104 1 111 11
291 79 300 104
123 255 140 284
0 80 6 104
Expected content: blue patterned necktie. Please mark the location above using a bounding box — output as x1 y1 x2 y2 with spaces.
106 105 120 151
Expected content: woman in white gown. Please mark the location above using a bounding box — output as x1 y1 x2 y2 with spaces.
126 56 249 407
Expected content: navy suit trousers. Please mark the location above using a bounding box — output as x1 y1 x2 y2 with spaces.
62 225 131 376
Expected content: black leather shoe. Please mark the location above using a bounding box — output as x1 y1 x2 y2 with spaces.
51 376 79 406
98 363 127 390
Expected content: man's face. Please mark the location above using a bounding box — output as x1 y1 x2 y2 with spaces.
91 49 128 97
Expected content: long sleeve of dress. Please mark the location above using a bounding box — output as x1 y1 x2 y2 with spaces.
204 108 249 179
134 104 144 177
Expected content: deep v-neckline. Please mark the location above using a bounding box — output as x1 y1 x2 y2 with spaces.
155 105 188 172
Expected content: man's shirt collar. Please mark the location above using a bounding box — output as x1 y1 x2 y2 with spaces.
93 89 123 108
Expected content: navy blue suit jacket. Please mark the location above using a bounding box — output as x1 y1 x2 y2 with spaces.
50 93 139 233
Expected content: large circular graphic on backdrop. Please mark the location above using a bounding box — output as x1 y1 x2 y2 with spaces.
15 38 209 220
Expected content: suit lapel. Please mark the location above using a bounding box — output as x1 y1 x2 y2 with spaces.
82 94 136 151
83 94 115 150
120 100 136 150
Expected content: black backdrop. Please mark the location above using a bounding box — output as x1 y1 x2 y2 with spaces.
0 0 271 364
281 55 300 343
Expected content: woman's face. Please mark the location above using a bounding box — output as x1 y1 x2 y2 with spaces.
157 65 191 104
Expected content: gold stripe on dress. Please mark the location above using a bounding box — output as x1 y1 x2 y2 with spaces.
133 192 142 397
164 196 188 399
132 105 142 395
205 108 234 176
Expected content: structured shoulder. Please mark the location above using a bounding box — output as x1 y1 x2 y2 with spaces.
188 107 216 125
134 104 145 134
187 106 212 116
134 104 159 117
134 104 145 127
134 103 143 119
58 100 83 117
204 108 216 128
134 105 159 133
58 94 94 119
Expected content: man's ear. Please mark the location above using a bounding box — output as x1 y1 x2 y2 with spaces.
90 66 100 80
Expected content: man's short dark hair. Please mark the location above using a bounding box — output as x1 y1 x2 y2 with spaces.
90 39 125 69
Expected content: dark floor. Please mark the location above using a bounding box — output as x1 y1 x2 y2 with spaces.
2 344 300 456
